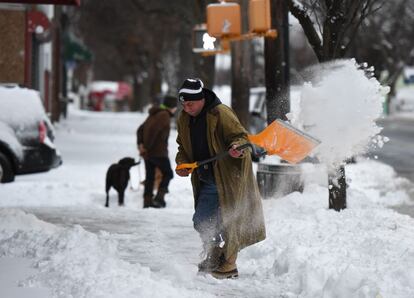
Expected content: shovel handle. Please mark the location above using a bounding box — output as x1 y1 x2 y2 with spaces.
176 162 198 174
175 143 257 174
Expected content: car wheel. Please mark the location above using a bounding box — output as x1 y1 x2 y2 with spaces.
0 152 15 183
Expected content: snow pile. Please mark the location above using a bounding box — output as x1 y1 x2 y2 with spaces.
290 59 389 168
346 159 414 207
241 182 414 298
0 209 212 298
1 160 413 298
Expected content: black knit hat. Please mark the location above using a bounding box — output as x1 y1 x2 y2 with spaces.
163 95 177 109
178 78 204 101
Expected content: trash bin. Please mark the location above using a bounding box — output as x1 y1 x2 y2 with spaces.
256 163 304 199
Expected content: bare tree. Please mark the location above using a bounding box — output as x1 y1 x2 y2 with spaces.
288 0 385 62
72 0 217 110
351 0 414 113
231 0 252 127
287 0 385 211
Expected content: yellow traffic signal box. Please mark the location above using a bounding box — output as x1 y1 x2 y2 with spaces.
207 2 241 38
249 0 271 33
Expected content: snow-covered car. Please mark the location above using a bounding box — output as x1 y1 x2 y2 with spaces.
0 84 62 182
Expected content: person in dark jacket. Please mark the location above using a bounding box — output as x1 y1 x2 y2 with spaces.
137 95 177 208
175 78 266 279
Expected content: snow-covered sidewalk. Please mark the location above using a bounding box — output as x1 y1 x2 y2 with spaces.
1 108 414 298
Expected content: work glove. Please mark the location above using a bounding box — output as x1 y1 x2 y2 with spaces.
228 144 244 158
175 168 190 177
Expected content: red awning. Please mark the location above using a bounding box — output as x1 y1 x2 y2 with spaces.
3 0 80 6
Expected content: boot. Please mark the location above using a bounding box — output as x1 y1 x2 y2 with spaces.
153 189 167 208
143 195 153 208
211 253 238 279
143 195 162 208
198 246 224 273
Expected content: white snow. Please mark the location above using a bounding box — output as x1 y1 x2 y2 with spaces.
0 121 24 160
391 87 414 113
88 81 119 93
0 89 414 297
289 59 389 169
0 85 46 129
403 66 414 79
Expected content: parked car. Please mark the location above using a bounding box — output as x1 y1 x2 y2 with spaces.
0 84 62 183
391 87 414 113
249 87 267 134
249 85 302 133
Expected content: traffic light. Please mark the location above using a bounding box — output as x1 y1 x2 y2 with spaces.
192 24 221 53
194 0 276 56
249 0 271 33
207 2 241 38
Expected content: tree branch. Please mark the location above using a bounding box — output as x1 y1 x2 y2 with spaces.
287 0 323 61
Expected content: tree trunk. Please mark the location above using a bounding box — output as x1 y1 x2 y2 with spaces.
265 0 290 124
176 22 195 89
231 40 251 128
194 55 215 89
150 62 162 100
230 0 251 128
51 6 62 123
328 165 347 211
193 0 216 89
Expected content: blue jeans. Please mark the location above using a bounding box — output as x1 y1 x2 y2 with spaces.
192 181 220 244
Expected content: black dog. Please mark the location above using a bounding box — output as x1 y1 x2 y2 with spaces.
105 157 140 207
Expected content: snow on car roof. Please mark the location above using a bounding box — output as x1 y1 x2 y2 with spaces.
396 87 414 101
88 81 119 93
404 67 414 79
0 85 46 127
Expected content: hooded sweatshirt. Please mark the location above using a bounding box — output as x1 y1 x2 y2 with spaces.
137 106 174 158
189 88 221 182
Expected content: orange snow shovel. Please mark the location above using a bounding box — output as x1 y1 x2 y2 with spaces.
248 119 320 164
176 119 320 173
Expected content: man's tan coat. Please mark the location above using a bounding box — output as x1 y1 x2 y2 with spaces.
176 104 266 259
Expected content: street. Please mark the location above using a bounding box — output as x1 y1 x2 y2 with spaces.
373 116 414 182
368 115 414 216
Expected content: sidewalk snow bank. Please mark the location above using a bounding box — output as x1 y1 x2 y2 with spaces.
241 178 414 298
0 209 213 298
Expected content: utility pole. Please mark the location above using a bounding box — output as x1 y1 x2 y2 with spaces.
51 5 62 122
264 0 289 123
231 0 251 128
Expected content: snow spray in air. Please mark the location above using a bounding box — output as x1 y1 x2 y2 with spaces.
289 59 389 169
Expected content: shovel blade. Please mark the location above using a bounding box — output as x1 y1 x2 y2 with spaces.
248 119 320 164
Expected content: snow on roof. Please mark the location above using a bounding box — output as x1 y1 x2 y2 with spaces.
89 81 119 93
404 67 414 78
0 85 46 128
396 87 414 101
